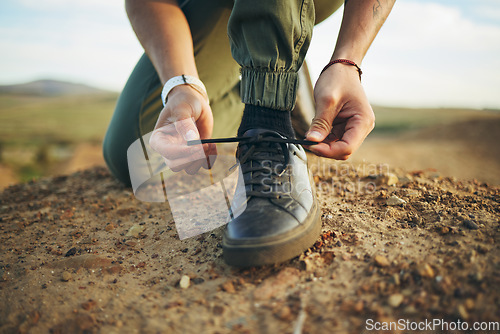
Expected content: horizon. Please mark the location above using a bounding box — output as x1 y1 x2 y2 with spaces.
1 0 500 109
3 78 500 113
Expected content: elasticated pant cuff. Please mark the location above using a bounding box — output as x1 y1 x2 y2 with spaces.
240 68 299 112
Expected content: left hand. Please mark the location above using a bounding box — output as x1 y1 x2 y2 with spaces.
305 63 375 160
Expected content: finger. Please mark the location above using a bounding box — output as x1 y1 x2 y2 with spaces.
309 114 372 160
166 154 206 170
307 141 352 160
305 117 331 142
305 98 340 142
195 105 214 140
174 159 205 175
170 159 202 174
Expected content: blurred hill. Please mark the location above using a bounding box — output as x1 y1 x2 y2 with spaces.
0 79 112 97
0 79 117 146
0 80 119 187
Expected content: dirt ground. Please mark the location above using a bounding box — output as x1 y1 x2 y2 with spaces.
352 118 500 186
0 145 499 333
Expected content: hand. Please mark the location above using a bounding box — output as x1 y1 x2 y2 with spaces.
305 64 375 160
149 84 216 174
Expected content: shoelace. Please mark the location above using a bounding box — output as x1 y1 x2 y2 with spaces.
188 135 318 199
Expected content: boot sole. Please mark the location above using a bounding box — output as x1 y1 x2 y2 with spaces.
222 199 321 267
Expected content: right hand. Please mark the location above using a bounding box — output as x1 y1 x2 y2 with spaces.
149 84 216 174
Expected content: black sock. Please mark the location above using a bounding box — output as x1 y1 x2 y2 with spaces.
237 104 295 138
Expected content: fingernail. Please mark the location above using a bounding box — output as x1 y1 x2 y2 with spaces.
307 131 322 141
185 129 198 141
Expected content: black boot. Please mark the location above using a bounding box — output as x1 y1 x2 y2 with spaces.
222 129 321 267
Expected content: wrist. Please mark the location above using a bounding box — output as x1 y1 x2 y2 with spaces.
161 75 208 106
321 59 362 81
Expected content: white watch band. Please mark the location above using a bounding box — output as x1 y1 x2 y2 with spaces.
160 75 208 106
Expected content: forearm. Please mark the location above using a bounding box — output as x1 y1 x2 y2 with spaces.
332 0 396 64
125 0 198 84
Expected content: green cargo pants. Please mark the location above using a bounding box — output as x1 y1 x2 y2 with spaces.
103 0 343 185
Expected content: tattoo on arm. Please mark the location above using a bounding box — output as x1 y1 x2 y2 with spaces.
373 0 382 18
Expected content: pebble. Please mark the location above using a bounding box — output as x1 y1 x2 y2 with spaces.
65 247 77 257
404 305 417 314
465 298 475 310
398 176 412 185
61 271 72 282
376 173 399 186
126 224 145 238
275 305 294 321
391 273 400 285
457 304 469 320
221 280 236 293
81 299 97 311
179 275 190 289
386 195 406 206
353 300 364 313
388 294 404 308
374 255 390 267
105 223 117 232
192 277 205 285
462 220 479 230
212 305 224 315
418 263 435 278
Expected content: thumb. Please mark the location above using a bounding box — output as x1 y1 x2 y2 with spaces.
306 116 332 142
174 117 200 142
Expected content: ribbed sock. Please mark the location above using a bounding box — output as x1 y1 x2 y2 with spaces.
237 104 295 138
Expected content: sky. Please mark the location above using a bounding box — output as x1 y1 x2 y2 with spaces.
0 0 499 109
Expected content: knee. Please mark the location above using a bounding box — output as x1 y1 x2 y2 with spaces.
102 128 132 187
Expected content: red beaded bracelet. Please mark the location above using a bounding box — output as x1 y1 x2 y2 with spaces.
321 59 362 81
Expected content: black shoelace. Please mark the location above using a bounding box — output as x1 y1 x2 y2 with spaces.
188 135 318 199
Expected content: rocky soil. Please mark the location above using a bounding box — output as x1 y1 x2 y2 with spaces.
0 159 499 333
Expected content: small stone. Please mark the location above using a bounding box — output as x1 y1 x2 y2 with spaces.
192 277 205 285
353 300 364 313
388 294 404 308
179 275 190 289
81 299 97 311
462 220 479 230
439 226 450 235
374 255 390 267
213 305 224 315
386 195 406 206
275 305 294 321
391 273 400 285
321 251 335 264
105 223 116 232
465 298 475 310
376 173 399 186
221 280 236 293
126 224 145 238
65 247 77 257
403 305 417 314
457 304 469 320
418 263 435 278
61 271 72 282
